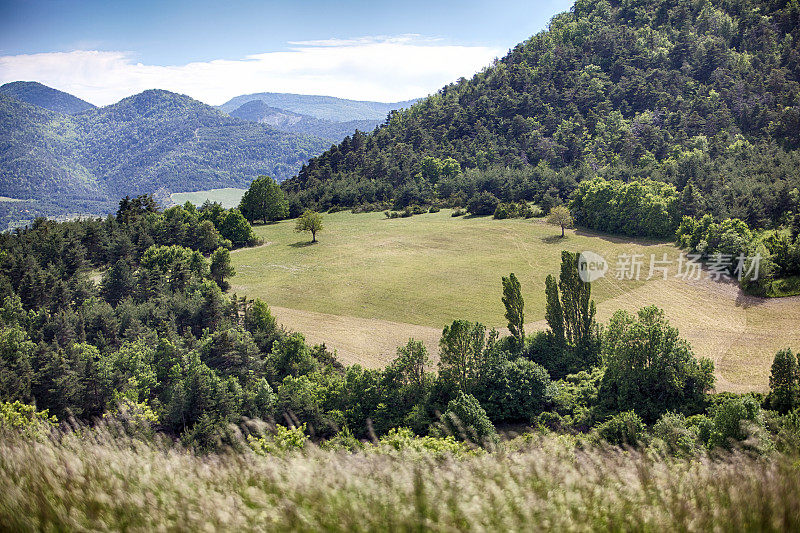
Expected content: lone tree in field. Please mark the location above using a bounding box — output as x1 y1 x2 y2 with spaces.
239 175 289 224
501 273 525 350
547 205 573 237
295 210 323 243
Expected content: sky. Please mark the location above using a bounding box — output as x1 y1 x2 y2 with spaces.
0 0 574 106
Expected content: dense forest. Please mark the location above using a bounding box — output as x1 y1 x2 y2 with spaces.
283 0 800 232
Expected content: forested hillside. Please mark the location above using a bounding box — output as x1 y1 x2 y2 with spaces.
0 81 96 115
228 99 378 142
283 0 800 230
0 88 328 229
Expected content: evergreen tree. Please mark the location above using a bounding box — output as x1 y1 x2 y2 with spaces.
501 273 525 350
768 348 799 413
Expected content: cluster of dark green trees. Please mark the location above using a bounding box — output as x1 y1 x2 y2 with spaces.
675 199 800 294
281 0 799 232
4 205 793 453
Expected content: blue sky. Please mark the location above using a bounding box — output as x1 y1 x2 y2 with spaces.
0 0 574 105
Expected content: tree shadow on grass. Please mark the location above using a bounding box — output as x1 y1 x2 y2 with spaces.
540 234 568 244
289 240 318 248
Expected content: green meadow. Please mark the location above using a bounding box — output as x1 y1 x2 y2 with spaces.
230 209 800 392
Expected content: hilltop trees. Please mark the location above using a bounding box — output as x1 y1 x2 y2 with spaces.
295 210 323 243
239 176 289 224
281 0 800 231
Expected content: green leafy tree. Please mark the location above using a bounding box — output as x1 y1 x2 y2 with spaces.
478 358 555 422
419 156 442 182
541 252 600 375
438 320 497 392
599 306 715 423
101 259 135 305
239 175 289 224
0 326 35 402
387 339 430 391
501 273 525 349
547 205 573 237
295 210 323 243
219 209 257 247
544 274 565 343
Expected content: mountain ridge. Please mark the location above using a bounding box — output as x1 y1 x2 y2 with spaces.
0 81 96 115
228 99 379 141
0 87 329 228
218 92 419 122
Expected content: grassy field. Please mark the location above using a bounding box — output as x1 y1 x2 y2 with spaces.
2 431 798 532
230 209 800 392
171 187 246 209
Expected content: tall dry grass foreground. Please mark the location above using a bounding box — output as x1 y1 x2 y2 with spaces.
1 430 799 532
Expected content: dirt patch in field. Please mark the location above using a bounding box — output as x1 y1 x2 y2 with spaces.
270 306 443 369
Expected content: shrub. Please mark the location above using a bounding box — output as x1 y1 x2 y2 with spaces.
466 191 500 216
248 423 308 455
596 410 646 447
0 401 56 439
428 206 440 213
493 203 518 220
706 395 770 452
478 359 555 422
451 208 467 217
651 412 701 457
436 391 497 445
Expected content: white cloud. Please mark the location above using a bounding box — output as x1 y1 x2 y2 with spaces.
0 35 500 106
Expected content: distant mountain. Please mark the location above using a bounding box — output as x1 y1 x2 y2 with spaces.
228 99 379 142
0 87 329 229
0 81 96 115
218 92 418 122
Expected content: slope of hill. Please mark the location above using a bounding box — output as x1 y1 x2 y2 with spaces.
0 81 96 115
0 88 329 228
228 99 378 142
219 92 418 122
283 0 800 229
